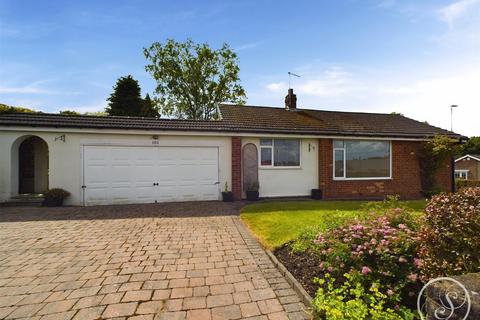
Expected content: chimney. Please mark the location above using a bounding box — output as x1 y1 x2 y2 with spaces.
285 88 297 110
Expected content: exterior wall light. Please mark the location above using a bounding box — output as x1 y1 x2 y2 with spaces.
54 134 66 142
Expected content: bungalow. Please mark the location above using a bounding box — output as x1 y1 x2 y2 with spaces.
455 154 480 180
0 90 462 206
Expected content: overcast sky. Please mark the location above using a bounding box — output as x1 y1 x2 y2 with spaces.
0 0 479 136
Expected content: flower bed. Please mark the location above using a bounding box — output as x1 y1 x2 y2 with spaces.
274 189 480 319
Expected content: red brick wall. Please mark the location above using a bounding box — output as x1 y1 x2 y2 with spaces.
318 139 452 200
455 158 480 180
231 137 242 200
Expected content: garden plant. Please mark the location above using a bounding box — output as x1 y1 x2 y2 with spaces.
274 188 480 319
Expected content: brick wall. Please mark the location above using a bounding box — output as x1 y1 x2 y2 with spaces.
318 139 452 200
231 137 242 200
455 158 480 180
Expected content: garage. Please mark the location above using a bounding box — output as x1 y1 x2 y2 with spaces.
83 146 220 206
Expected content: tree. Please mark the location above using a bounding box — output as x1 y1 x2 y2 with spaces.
106 75 157 117
417 135 458 196
84 111 108 116
0 103 37 114
59 110 80 115
144 39 246 120
141 94 159 118
460 136 480 155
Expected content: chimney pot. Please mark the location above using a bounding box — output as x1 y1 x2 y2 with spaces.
285 88 297 110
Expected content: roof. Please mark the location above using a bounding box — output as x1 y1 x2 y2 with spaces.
455 154 480 162
0 104 464 139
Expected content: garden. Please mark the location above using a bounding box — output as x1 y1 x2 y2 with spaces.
240 188 480 319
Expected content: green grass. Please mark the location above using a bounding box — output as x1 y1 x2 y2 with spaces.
240 200 426 249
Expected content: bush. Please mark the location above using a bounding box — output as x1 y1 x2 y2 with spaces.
417 187 480 279
43 188 70 207
313 272 415 320
361 195 421 230
361 195 405 212
44 188 71 200
456 179 480 189
311 208 421 311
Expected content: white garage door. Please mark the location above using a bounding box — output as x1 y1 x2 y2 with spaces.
83 146 219 206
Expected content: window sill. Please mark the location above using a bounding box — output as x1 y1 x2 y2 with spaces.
333 177 392 181
260 166 302 170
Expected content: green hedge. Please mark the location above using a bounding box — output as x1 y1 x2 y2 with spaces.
456 179 480 189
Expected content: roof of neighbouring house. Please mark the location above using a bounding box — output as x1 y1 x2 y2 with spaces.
455 154 480 162
0 104 465 139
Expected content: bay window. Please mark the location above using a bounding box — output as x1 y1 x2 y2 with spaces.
333 140 391 179
260 139 300 167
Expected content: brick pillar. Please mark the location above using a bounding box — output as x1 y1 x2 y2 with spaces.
232 137 242 201
318 138 332 199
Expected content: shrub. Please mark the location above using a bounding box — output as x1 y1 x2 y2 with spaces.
456 179 480 189
43 188 71 207
44 188 70 200
361 195 420 230
311 208 421 309
313 272 415 320
361 195 405 212
417 187 480 279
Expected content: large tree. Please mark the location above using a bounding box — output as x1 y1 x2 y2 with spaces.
106 75 158 117
460 136 480 155
144 39 246 120
141 93 159 118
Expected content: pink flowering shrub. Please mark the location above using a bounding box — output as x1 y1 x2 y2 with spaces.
417 187 480 279
311 207 421 308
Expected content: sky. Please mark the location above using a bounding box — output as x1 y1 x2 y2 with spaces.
0 0 479 137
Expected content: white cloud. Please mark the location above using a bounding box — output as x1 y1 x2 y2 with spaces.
0 80 81 95
298 67 354 97
373 69 480 136
234 43 258 52
255 64 480 137
266 82 288 92
45 101 106 114
0 86 53 94
438 0 480 27
265 66 356 98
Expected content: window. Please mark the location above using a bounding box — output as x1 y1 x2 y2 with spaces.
333 140 391 179
454 170 468 180
260 139 300 167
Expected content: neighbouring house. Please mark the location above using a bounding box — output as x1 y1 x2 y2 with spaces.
0 89 463 206
455 154 480 180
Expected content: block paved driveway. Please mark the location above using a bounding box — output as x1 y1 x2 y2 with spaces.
0 202 310 320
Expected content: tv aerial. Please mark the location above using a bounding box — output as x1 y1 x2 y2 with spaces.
288 71 301 89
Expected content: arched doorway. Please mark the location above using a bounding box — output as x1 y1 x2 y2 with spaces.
17 136 49 194
242 143 259 192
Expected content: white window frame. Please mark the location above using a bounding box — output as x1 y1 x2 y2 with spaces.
259 138 302 169
333 140 392 180
454 170 469 180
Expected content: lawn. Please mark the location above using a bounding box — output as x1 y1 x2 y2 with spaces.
240 199 426 249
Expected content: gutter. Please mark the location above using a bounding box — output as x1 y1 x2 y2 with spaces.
0 123 465 140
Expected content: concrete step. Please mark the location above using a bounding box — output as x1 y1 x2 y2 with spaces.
1 194 44 207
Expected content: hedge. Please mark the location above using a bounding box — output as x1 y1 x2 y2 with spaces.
456 179 480 189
